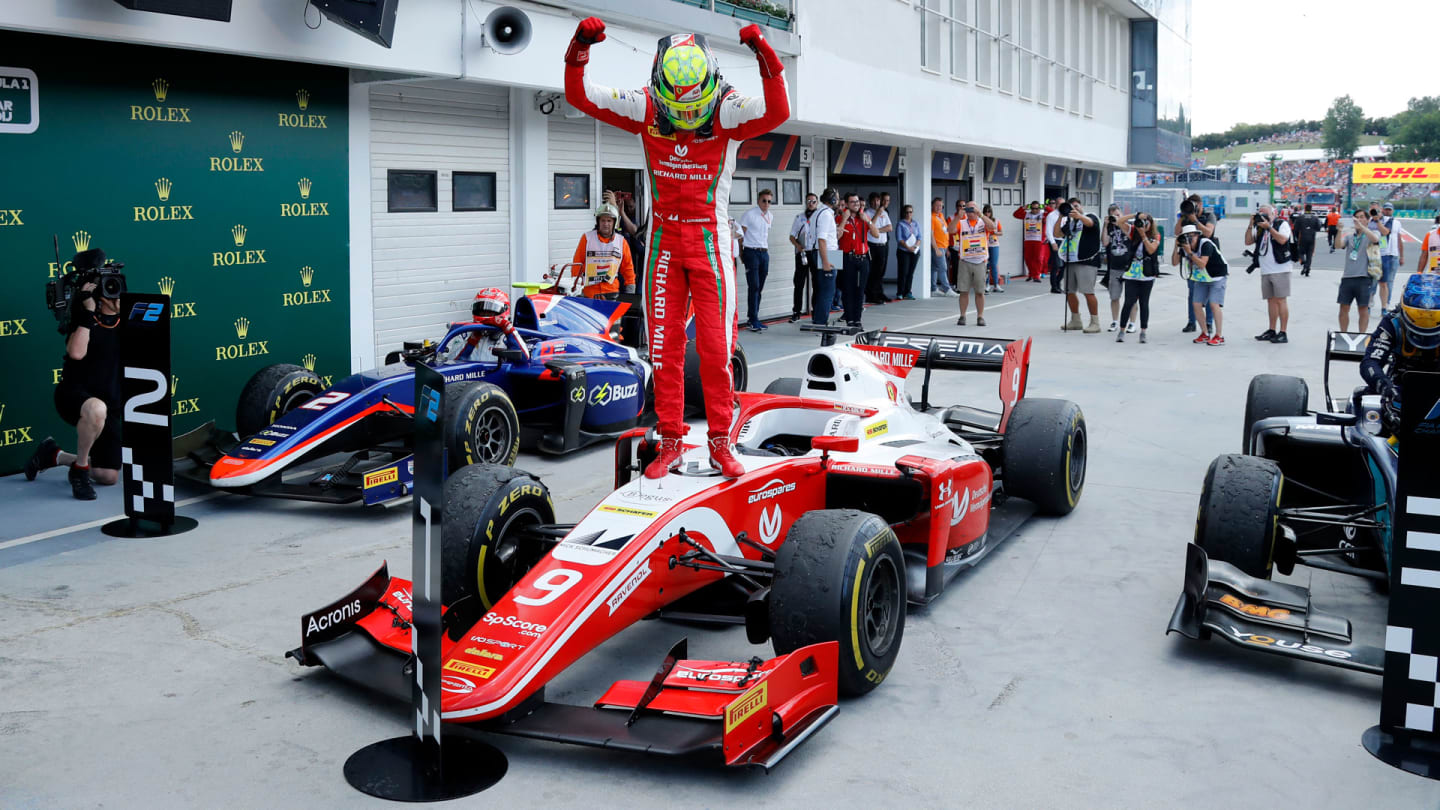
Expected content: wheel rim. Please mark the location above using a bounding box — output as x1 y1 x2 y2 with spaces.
474 407 512 463
478 506 543 606
863 554 902 658
279 386 317 415
731 353 747 392
1068 424 1088 493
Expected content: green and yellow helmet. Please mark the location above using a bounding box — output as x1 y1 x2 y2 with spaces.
650 33 721 131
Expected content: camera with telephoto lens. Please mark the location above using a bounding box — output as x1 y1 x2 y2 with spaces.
1252 212 1269 228
1057 201 1073 217
45 247 127 334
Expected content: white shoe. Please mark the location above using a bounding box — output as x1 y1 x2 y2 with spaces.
1107 320 1119 332
1126 322 1138 333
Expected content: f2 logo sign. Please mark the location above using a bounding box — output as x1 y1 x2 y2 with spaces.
129 302 165 322
420 385 440 423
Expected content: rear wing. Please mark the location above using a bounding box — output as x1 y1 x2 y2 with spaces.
855 330 1032 432
1324 330 1370 411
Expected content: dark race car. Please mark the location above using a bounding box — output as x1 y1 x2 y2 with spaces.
191 292 746 505
1168 331 1407 675
287 327 1087 768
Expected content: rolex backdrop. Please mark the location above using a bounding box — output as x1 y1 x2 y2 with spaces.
0 32 348 476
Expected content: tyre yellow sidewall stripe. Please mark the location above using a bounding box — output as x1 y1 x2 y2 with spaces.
476 544 492 610
850 558 867 671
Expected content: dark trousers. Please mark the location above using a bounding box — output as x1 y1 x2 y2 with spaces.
1327 225 1338 248
792 250 814 315
741 247 769 325
1120 279 1154 329
865 242 889 301
841 253 869 324
810 264 836 325
1049 246 1065 292
895 248 918 297
1299 237 1316 272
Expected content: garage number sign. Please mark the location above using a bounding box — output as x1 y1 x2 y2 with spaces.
0 67 38 134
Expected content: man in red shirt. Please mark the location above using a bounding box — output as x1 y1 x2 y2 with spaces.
1013 200 1049 282
837 192 877 327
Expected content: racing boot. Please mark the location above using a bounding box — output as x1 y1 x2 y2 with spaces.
69 464 96 501
707 434 744 478
644 435 685 479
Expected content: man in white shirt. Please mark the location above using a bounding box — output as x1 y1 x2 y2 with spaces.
1379 201 1405 309
1044 198 1063 293
1247 204 1293 344
810 188 839 326
738 188 774 332
788 192 818 322
865 191 894 303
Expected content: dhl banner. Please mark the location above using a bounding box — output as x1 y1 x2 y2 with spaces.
0 30 349 476
1352 163 1440 184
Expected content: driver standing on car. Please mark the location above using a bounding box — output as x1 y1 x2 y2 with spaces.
24 277 123 500
1361 274 1440 447
571 203 636 300
565 16 789 478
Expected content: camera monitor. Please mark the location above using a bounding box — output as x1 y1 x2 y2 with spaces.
309 0 399 48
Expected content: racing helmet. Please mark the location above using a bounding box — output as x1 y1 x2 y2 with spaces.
595 203 620 230
650 33 720 131
472 287 511 327
1399 273 1440 350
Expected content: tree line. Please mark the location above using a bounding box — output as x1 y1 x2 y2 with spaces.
1193 96 1440 163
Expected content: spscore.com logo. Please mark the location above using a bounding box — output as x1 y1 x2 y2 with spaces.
1352 162 1440 184
482 613 547 637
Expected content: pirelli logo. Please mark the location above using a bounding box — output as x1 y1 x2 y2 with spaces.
444 659 496 679
724 682 768 732
364 468 398 489
1353 162 1440 184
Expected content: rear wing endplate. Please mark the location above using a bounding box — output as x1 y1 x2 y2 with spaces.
1324 330 1370 411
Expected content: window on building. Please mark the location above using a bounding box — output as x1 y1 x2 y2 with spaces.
387 170 437 213
1035 0 1049 104
782 178 803 205
554 173 590 209
922 0 944 72
998 0 1014 93
976 0 992 87
1018 0 1033 98
949 0 970 81
732 177 752 205
755 177 778 202
452 171 497 212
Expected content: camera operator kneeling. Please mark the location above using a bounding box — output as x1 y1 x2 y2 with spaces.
25 279 122 500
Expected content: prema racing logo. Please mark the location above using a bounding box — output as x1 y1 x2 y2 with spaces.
441 675 475 694
747 478 796 503
482 613 547 637
305 599 362 637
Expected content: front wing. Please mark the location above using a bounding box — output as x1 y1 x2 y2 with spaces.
1167 543 1383 674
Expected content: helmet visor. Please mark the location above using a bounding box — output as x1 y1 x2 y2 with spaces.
656 91 716 130
473 298 507 319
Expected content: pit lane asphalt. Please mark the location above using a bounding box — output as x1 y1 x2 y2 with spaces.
3 219 1437 808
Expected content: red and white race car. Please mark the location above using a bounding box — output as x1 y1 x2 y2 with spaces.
288 328 1086 768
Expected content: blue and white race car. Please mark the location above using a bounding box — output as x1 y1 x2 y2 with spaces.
195 292 746 505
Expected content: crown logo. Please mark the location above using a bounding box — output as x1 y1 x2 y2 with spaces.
157 276 176 296
171 375 179 395
152 78 169 102
298 178 312 200
299 266 314 287
72 231 91 252
301 353 317 372
234 317 250 340
155 177 172 202
231 224 247 247
296 89 310 111
229 130 245 153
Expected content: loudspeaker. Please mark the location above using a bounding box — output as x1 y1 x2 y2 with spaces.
482 6 531 55
112 0 233 22
309 0 399 48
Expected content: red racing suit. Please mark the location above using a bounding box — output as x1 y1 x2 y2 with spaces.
1013 206 1050 280
565 38 789 439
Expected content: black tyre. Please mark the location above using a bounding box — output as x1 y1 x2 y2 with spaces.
440 464 555 609
770 510 906 697
235 363 323 437
684 341 749 415
443 382 520 472
1242 374 1308 453
763 377 803 396
1002 398 1087 515
1195 454 1282 579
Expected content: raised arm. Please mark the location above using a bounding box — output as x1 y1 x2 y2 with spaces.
717 24 790 141
564 17 648 135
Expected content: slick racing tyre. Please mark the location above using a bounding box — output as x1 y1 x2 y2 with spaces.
235 363 323 438
684 342 749 416
1002 398 1086 515
441 464 555 610
443 381 520 472
1195 454 1282 580
770 509 906 697
763 377 803 396
1242 374 1308 453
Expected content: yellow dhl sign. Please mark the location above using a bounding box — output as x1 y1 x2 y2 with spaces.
1352 162 1440 184
364 467 398 489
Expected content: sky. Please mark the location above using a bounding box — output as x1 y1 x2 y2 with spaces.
1190 0 1436 136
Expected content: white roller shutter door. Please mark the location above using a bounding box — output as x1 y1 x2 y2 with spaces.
370 80 509 360
548 116 597 274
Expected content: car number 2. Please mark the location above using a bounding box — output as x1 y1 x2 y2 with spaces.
300 391 350 411
513 569 583 606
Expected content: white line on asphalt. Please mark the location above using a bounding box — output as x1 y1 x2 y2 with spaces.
750 290 1052 368
0 491 227 551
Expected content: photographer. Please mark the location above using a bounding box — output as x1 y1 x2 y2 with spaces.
1101 205 1135 332
1173 223 1229 346
25 260 124 500
1378 202 1404 309
837 192 878 328
1338 208 1382 333
1245 204 1292 344
1052 198 1102 333
1178 196 1215 335
1115 212 1161 344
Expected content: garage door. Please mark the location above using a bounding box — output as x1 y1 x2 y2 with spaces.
548 116 598 274
370 80 509 359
